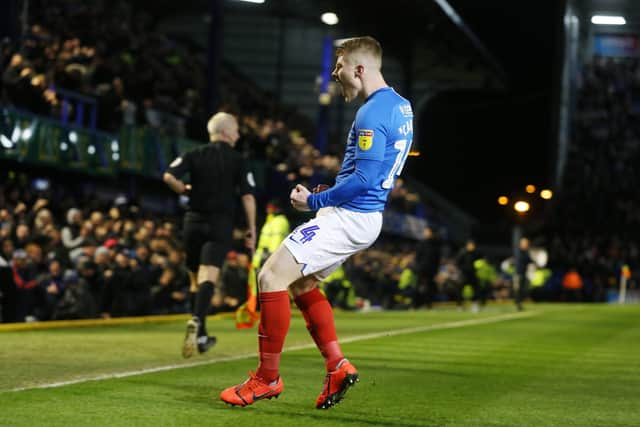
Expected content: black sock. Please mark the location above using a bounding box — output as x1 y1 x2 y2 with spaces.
195 281 214 337
189 291 197 314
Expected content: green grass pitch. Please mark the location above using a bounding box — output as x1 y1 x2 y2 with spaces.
1 304 639 426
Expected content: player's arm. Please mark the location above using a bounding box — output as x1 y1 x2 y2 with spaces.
163 152 192 194
306 158 382 210
307 113 386 210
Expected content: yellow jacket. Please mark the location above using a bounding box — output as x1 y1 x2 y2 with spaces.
252 213 290 268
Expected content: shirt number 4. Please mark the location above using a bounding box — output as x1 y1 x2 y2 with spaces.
382 139 411 189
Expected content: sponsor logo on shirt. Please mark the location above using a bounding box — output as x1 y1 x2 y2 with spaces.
358 129 374 151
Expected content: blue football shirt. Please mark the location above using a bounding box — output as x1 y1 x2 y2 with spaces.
336 87 414 212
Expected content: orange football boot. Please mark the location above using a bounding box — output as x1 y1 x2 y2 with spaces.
220 371 284 407
315 359 359 409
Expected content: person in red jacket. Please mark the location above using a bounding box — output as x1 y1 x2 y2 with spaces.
562 268 583 302
11 249 40 321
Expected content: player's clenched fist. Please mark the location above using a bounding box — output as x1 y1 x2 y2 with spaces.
290 184 311 211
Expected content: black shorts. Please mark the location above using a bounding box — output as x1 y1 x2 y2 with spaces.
183 212 233 272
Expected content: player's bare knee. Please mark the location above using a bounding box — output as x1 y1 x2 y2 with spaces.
257 265 275 292
259 263 295 292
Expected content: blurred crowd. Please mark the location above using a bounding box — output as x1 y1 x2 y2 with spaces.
0 0 323 144
1 1 204 136
0 173 261 322
543 55 640 300
0 178 180 322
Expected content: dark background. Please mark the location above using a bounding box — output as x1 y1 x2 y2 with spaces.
405 0 564 223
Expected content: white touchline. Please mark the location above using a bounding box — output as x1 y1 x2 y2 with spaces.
8 311 537 392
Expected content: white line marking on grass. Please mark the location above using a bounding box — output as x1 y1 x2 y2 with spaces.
8 310 537 393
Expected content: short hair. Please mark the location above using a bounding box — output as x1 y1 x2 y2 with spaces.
207 112 236 137
335 36 382 66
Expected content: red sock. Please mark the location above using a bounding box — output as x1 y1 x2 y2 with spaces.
294 288 344 371
256 290 290 382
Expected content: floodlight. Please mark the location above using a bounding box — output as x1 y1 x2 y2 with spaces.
591 15 626 25
514 201 530 213
321 12 339 26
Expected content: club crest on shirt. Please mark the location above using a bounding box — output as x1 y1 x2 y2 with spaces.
358 129 374 151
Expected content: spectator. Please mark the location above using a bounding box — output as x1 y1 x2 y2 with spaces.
514 237 533 311
456 239 482 310
100 249 133 318
414 226 442 309
77 258 104 311
128 243 158 315
11 249 40 321
562 268 584 302
37 258 66 320
61 208 84 252
53 270 96 320
216 251 249 313
251 199 290 271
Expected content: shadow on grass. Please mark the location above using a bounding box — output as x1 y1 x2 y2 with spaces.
255 401 443 427
203 401 443 427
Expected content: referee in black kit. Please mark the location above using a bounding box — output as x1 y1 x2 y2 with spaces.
164 112 256 358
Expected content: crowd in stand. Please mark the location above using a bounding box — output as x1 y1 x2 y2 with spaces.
1 1 208 138
542 55 640 301
0 0 320 145
0 177 191 322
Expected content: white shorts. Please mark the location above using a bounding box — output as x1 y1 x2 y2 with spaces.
283 207 382 280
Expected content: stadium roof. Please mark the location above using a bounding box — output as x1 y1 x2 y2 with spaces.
220 0 508 90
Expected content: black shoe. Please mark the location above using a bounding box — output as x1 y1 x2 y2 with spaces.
197 335 217 354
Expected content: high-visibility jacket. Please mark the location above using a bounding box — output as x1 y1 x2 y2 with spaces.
531 268 551 288
398 268 417 290
322 265 352 289
252 213 290 268
474 258 497 285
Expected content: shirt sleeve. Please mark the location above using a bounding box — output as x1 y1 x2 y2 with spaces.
307 158 383 210
166 150 192 178
354 107 387 161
